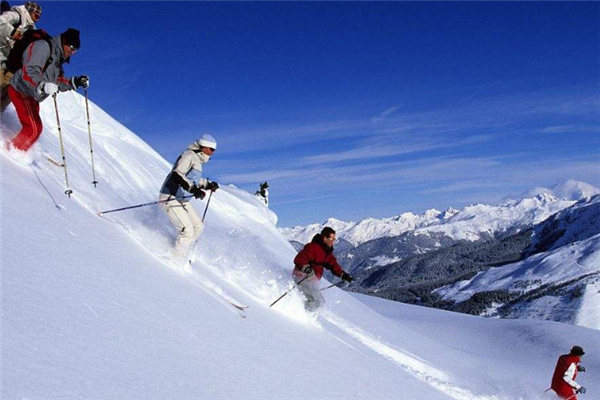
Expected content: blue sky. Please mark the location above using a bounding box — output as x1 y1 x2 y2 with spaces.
37 1 600 227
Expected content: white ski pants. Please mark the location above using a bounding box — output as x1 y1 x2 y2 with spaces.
162 198 204 258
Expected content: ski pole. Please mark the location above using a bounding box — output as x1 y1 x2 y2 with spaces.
53 93 73 197
270 275 309 308
320 280 345 291
202 190 214 222
97 195 194 216
84 88 98 187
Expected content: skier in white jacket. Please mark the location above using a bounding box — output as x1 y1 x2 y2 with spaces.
159 134 219 261
0 1 41 111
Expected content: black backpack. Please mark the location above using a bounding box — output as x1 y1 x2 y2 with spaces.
6 29 53 73
0 1 10 14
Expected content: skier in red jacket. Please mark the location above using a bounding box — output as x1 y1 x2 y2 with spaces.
551 346 587 399
293 227 353 312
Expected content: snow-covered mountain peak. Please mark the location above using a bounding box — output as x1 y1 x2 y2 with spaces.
282 182 597 246
506 180 600 203
423 208 442 219
552 180 600 201
534 192 560 203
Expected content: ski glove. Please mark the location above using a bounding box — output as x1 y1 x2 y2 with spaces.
190 185 206 200
206 181 219 192
72 75 90 89
300 264 315 278
340 271 354 283
577 387 586 394
39 82 58 96
578 365 586 373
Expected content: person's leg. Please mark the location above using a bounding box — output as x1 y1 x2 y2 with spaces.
295 277 324 312
1 68 13 112
163 200 197 259
8 86 43 151
183 202 204 243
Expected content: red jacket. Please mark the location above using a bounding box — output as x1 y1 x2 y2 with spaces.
293 234 344 280
551 354 581 399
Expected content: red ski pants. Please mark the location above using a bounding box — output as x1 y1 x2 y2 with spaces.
8 85 43 151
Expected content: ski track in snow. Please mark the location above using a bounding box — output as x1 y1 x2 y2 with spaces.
321 310 503 400
142 245 250 319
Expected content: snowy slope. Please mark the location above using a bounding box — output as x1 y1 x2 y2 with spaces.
436 234 600 329
529 195 600 253
434 196 600 330
281 192 584 246
1 92 598 400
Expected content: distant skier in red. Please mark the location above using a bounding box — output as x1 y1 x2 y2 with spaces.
551 346 587 399
293 227 353 311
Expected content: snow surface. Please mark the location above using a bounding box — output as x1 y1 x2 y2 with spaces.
1 91 599 399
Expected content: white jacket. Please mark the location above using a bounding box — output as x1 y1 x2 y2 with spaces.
159 142 210 200
0 6 36 63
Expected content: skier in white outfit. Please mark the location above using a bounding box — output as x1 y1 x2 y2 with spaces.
159 134 219 260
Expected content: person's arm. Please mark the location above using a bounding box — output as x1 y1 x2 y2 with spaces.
57 69 75 92
0 10 21 42
20 40 53 100
563 363 581 390
325 254 344 277
172 152 196 192
294 244 316 268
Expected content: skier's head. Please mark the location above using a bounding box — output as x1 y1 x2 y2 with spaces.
61 28 80 58
24 1 42 21
195 134 217 156
570 346 585 357
321 227 337 248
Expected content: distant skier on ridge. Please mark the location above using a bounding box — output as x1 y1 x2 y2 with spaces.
159 134 219 262
254 181 269 206
551 345 587 399
293 227 353 312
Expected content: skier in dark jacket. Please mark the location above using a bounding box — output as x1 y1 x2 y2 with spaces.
7 28 89 151
293 227 353 311
551 346 587 399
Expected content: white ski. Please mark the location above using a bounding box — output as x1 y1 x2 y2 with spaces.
47 157 65 167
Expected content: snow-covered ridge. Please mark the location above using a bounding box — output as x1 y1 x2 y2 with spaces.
530 194 600 253
435 234 600 329
280 187 596 246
